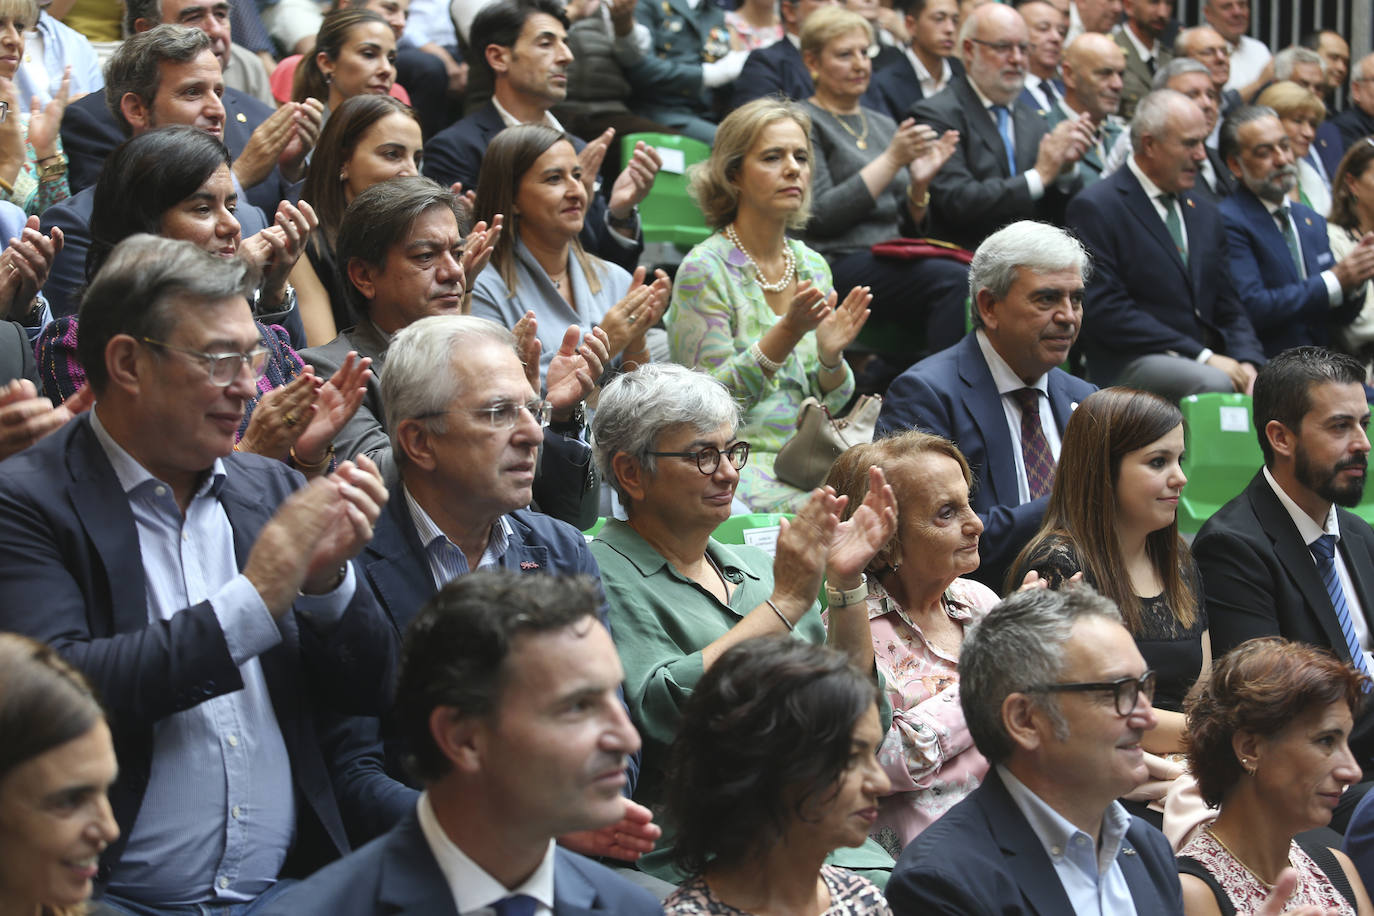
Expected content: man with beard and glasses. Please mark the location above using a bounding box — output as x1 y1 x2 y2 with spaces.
1195 347 1374 787
1218 105 1374 357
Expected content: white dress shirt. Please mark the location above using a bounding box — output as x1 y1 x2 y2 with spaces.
417 793 558 916
976 329 1063 506
905 45 952 98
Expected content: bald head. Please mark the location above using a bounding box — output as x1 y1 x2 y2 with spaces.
1353 53 1374 118
1062 32 1125 121
961 3 1029 104
1175 24 1230 90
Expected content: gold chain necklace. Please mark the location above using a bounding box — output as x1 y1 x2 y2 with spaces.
1204 826 1293 892
817 102 869 150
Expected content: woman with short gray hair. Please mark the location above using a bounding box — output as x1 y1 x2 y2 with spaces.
589 362 900 883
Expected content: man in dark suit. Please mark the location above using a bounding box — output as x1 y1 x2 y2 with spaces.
878 220 1096 589
258 572 663 916
1194 348 1374 775
1111 0 1172 121
0 235 396 908
1315 53 1374 179
1156 58 1235 202
1045 33 1125 187
887 586 1184 914
422 0 649 274
1218 106 1374 358
1067 88 1264 399
868 0 962 121
59 0 317 216
910 3 1094 251
729 0 817 109
1018 0 1065 114
302 178 601 530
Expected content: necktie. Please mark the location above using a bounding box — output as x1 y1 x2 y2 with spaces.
992 105 1017 175
1145 54 1155 76
492 895 538 916
1043 80 1059 104
1277 208 1304 276
1308 534 1373 679
1159 193 1187 265
1011 387 1054 500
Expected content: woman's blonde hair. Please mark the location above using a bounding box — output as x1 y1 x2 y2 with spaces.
1256 80 1326 124
800 5 873 60
687 97 814 230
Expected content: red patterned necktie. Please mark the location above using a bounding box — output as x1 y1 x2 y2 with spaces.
1012 387 1055 500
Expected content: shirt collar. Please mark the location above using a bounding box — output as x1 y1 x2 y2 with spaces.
1262 466 1340 544
1126 152 1170 202
1256 192 1290 218
492 95 565 134
416 793 557 914
1113 21 1157 62
904 47 950 85
999 765 1132 875
786 31 800 49
89 408 228 499
403 484 512 559
967 74 1006 112
594 519 762 585
975 328 1050 396
865 577 976 624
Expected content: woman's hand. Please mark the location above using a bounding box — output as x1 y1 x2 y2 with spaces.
239 369 320 461
884 118 935 170
292 352 371 471
815 285 871 366
908 128 960 190
598 266 670 357
245 200 319 309
778 279 830 336
771 486 842 619
24 66 70 160
546 324 609 416
0 215 61 320
827 465 896 590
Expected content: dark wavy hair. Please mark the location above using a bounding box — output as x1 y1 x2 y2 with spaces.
1185 637 1367 807
664 637 879 875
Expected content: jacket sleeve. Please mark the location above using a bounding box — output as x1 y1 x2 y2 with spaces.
1192 521 1282 658
1221 207 1333 334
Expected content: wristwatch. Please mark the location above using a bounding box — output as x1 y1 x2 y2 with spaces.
548 401 587 437
36 152 67 183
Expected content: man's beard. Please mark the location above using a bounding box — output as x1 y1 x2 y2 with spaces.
1296 442 1368 508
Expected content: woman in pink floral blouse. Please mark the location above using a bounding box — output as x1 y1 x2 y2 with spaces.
827 429 998 857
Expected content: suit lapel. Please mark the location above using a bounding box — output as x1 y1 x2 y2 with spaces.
955 79 1012 178
957 336 1020 508
376 813 462 915
1012 103 1044 173
500 519 551 574
364 490 439 637
1117 167 1187 281
979 774 1075 916
553 849 610 915
1118 825 1168 916
1236 188 1302 282
1338 516 1374 635
1045 371 1080 433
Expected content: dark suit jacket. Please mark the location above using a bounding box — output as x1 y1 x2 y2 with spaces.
1218 186 1356 356
868 54 964 123
301 322 599 530
1321 107 1374 178
1315 119 1346 179
1190 147 1236 205
0 414 398 888
257 809 664 916
0 318 35 387
1066 164 1265 384
910 75 1080 250
421 102 642 274
876 332 1097 589
887 769 1183 915
58 89 297 217
1194 471 1374 764
731 37 809 108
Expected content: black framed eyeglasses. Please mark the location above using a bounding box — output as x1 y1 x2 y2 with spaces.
1029 670 1156 717
141 337 268 387
647 442 751 475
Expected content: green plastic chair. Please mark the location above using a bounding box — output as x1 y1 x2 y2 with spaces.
582 516 607 542
712 513 790 549
1350 407 1374 526
621 132 713 248
1178 392 1263 534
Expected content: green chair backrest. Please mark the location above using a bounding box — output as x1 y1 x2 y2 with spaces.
712 513 790 553
621 132 713 248
1178 392 1262 534
582 516 608 542
1349 406 1374 527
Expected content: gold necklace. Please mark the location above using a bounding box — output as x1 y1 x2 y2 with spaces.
1204 826 1292 891
817 102 869 150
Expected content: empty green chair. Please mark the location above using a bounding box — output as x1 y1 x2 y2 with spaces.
621 132 713 248
1178 392 1263 534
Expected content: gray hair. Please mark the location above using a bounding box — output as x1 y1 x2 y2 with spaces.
960 585 1123 764
381 315 518 459
105 25 212 137
1218 103 1278 165
1129 87 1192 150
76 234 255 393
967 221 1090 328
1274 45 1325 80
591 364 741 505
1152 56 1211 90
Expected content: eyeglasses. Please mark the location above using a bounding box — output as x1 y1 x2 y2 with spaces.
417 397 553 429
1194 45 1231 59
1029 670 1157 717
141 337 268 387
969 37 1029 57
646 441 751 475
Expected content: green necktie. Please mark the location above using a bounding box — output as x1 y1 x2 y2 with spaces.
1160 193 1187 265
1277 208 1304 276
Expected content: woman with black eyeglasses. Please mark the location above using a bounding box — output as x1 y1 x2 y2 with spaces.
588 363 900 885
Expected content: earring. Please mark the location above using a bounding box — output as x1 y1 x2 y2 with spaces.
1240 756 1253 774
809 71 818 81
325 73 333 85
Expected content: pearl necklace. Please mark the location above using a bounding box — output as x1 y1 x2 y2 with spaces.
724 223 795 293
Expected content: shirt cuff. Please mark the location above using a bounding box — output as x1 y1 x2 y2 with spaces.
1024 168 1044 200
292 560 357 630
211 574 283 666
1322 268 1346 306
603 208 639 246
1195 347 1214 364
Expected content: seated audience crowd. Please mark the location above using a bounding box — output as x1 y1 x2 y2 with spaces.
8 0 1374 914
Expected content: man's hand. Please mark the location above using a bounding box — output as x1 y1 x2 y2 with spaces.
607 141 663 224
1034 115 1095 184
608 0 637 36
422 43 469 96
546 324 609 416
235 99 323 189
1204 353 1256 394
558 800 661 862
0 379 91 462
577 129 614 200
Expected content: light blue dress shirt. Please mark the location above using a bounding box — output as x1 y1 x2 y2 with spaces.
90 411 355 905
404 485 511 588
16 11 104 107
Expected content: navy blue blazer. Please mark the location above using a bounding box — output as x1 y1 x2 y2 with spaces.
731 38 809 109
1066 163 1265 384
257 809 664 916
1320 107 1374 178
1218 186 1357 357
910 75 1078 251
867 54 964 123
1190 146 1236 205
886 769 1184 915
421 102 642 274
877 332 1096 590
0 414 398 887
58 88 297 217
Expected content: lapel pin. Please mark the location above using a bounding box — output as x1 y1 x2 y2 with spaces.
1071 402 1079 411
1123 847 1137 856
1186 198 1195 208
1305 217 1313 226
520 561 540 570
236 112 247 122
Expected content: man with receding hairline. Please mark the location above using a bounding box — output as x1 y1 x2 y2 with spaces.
1017 0 1065 112
1047 32 1125 185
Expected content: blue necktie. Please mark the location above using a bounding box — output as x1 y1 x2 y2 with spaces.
492 895 538 916
1308 534 1373 679
992 105 1017 175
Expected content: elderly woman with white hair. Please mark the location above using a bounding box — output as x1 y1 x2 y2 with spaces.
590 362 900 883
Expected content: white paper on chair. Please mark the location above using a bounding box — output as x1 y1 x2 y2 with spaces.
742 526 780 556
657 147 686 174
1218 406 1249 433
